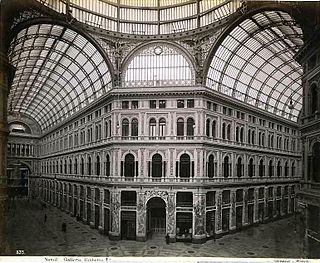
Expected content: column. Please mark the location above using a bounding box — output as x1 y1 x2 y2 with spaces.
98 188 104 234
136 191 146 241
167 191 176 242
254 188 259 224
90 188 95 228
230 189 236 231
193 192 206 243
109 189 121 240
243 188 248 226
215 190 222 236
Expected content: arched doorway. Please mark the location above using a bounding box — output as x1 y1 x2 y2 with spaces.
147 197 166 239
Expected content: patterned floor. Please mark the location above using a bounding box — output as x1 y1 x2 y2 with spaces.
1 198 304 258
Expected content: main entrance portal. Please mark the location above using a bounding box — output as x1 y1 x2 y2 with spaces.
147 197 166 238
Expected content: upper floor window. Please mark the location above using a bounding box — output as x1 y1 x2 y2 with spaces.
310 84 318 114
177 100 184 108
132 101 139 109
149 118 156 139
131 118 138 137
159 100 166 108
122 101 129 109
177 118 184 137
187 99 194 108
122 119 129 138
150 100 157 109
124 44 194 87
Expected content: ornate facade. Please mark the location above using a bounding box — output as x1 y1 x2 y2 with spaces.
0 0 319 249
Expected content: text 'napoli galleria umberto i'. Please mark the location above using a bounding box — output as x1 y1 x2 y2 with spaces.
0 0 319 259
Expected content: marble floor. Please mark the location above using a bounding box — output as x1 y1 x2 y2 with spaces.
1 198 305 258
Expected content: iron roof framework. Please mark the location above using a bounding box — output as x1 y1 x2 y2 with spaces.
8 23 112 131
206 10 304 122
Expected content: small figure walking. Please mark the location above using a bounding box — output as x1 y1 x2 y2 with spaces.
213 232 216 243
165 233 170 244
44 213 47 223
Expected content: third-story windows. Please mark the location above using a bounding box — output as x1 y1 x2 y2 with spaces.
177 99 184 108
149 118 156 139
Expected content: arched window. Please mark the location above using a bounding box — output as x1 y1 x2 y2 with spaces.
149 118 156 139
284 161 288 177
80 158 84 175
310 84 318 114
261 133 265 146
240 127 244 142
96 156 101 176
131 118 138 137
268 160 273 177
236 157 243 177
152 154 162 178
105 120 109 138
177 118 184 137
212 120 216 138
251 130 255 144
124 154 135 177
223 156 230 178
159 118 166 138
122 118 129 138
74 158 78 174
105 154 111 177
312 142 320 182
206 119 210 137
180 154 191 178
69 159 72 174
88 156 92 175
259 159 264 177
227 124 231 140
207 154 215 178
248 158 254 177
236 127 239 142
277 161 282 177
64 160 67 174
291 161 295 177
222 123 226 139
124 44 194 87
187 118 195 138
247 129 251 144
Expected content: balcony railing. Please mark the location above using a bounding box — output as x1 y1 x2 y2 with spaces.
37 173 302 185
40 135 301 158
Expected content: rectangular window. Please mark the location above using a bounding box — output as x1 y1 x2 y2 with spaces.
159 100 166 108
132 101 138 109
177 100 184 108
122 101 129 109
223 106 227 114
228 108 233 116
187 99 194 108
212 103 217 111
149 100 157 108
207 101 212 110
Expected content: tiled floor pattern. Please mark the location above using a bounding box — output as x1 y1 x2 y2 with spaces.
2 198 304 258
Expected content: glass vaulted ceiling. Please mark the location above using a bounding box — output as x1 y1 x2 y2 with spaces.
207 11 304 122
37 0 241 35
8 23 112 131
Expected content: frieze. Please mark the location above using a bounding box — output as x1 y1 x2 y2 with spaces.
10 9 44 30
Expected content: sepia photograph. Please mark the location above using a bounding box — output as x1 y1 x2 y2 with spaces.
0 0 319 262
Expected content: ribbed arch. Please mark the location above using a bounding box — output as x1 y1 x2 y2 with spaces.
206 10 303 122
8 22 113 132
